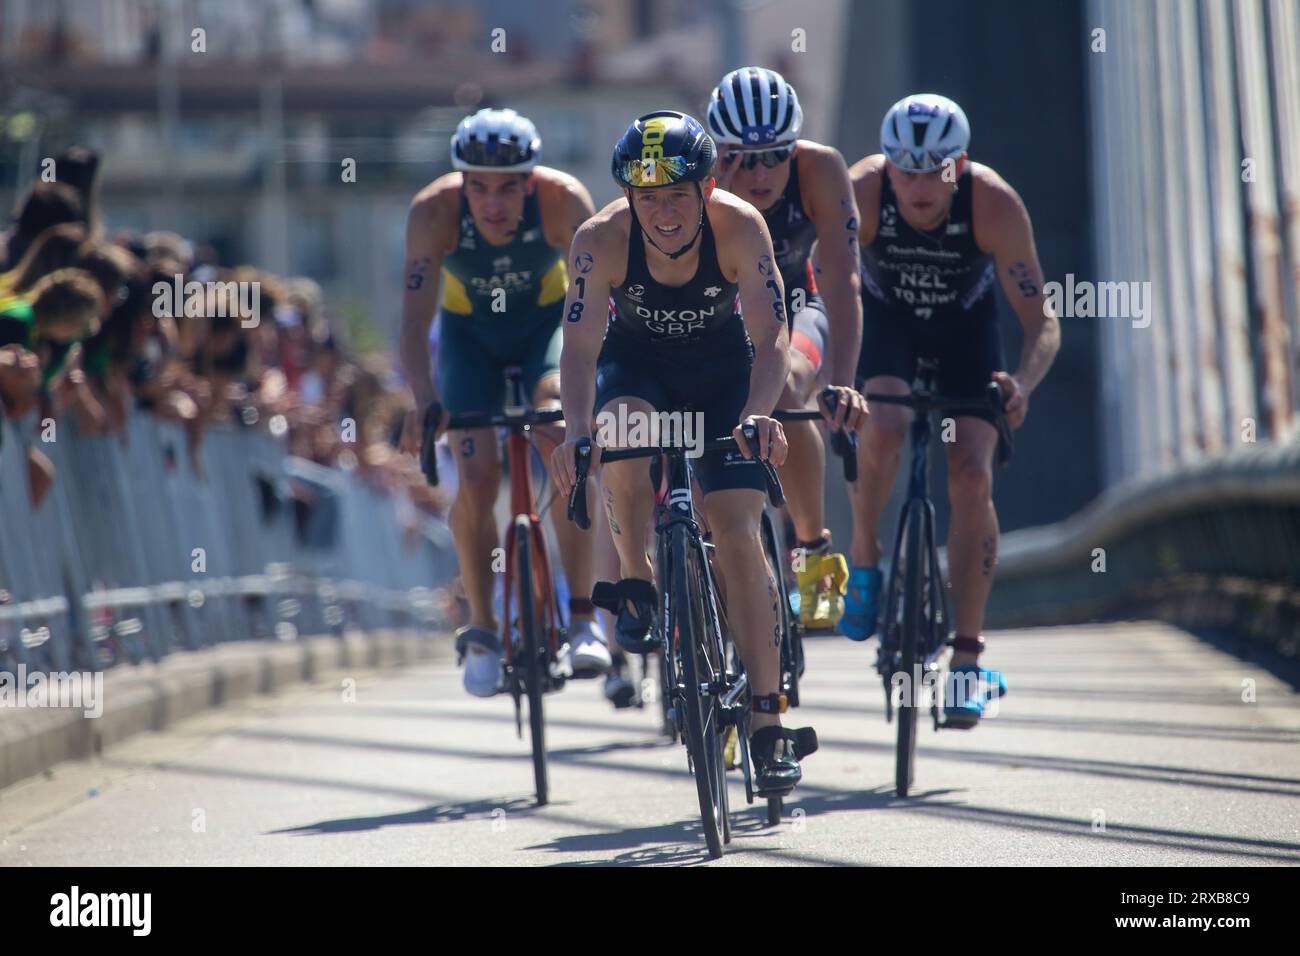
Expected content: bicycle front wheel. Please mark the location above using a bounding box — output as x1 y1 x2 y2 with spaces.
514 515 549 806
896 502 925 797
673 525 728 859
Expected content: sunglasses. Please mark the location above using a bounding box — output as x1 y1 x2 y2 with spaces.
736 147 792 170
618 155 688 187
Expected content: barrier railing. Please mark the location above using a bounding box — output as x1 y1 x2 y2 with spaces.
985 438 1300 661
0 410 456 675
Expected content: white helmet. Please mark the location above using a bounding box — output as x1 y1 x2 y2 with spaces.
880 93 970 172
450 108 541 173
706 66 803 148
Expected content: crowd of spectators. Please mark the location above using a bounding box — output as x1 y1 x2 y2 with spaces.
0 146 447 547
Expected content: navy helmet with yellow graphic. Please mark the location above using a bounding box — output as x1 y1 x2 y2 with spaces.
611 111 716 189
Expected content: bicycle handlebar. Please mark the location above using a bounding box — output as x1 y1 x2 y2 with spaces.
421 403 565 487
864 380 1014 467
770 388 859 482
566 422 785 530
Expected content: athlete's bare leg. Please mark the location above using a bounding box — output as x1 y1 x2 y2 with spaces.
848 376 911 567
448 427 502 632
944 417 999 666
703 488 783 731
775 348 825 543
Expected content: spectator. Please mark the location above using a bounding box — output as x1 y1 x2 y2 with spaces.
0 182 85 271
78 243 144 433
3 268 104 508
142 231 194 272
1 222 89 294
51 146 102 237
27 267 103 389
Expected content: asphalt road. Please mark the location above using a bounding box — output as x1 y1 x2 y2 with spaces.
2 621 1298 866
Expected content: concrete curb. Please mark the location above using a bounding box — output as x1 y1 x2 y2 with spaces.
0 630 451 791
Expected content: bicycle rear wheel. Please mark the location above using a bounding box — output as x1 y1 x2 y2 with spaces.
514 515 549 806
673 525 728 859
895 503 925 797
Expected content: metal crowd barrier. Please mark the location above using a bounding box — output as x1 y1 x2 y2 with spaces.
0 409 456 675
986 438 1300 661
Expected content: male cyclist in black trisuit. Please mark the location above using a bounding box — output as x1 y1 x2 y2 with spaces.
706 67 867 634
551 112 854 792
845 94 1060 726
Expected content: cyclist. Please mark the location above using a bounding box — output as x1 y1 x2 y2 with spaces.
398 108 617 700
706 66 867 632
550 110 822 793
845 93 1060 725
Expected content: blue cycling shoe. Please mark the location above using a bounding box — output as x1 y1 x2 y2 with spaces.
840 566 882 641
942 664 1008 729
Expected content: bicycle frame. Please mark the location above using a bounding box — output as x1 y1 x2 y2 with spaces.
894 371 953 676
872 360 1011 731
498 374 563 669
654 447 730 707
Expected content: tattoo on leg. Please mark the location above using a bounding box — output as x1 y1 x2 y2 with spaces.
460 436 475 458
604 486 622 535
767 573 780 648
981 535 997 576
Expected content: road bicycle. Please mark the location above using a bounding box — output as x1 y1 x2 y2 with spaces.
862 359 1013 797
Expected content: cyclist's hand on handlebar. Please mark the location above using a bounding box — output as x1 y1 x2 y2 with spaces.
550 436 601 497
991 371 1028 429
734 415 787 466
400 399 448 457
819 384 869 433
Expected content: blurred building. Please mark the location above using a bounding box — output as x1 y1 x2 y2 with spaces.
0 0 849 358
6 0 1294 535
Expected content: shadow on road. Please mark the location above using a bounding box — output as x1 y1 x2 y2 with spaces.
269 795 540 835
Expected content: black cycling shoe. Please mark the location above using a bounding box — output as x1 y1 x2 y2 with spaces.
591 579 659 655
604 669 637 709
749 724 818 796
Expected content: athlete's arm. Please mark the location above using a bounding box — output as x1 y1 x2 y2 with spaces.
802 145 863 387
538 170 597 251
847 154 884 246
974 166 1061 428
397 185 453 452
551 213 616 495
717 195 791 463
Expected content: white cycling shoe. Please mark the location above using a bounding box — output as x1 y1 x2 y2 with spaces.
456 626 504 698
565 619 612 676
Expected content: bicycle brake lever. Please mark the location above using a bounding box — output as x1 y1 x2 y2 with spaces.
821 387 858 482
741 422 786 508
984 382 1014 467
567 437 592 529
420 402 443 486
831 429 858 482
